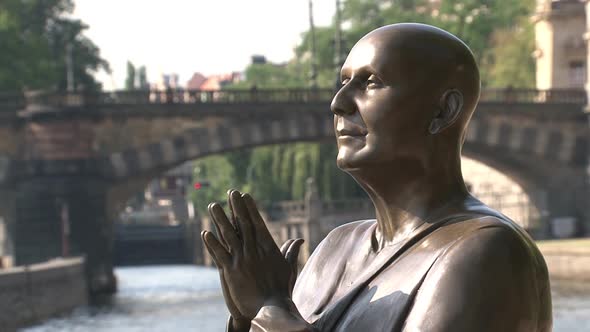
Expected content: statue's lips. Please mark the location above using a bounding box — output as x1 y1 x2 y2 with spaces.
337 127 368 136
338 135 366 140
337 128 367 140
337 135 366 144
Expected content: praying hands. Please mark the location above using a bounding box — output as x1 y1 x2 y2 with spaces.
201 189 304 331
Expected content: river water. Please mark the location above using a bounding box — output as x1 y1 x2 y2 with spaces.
24 266 590 332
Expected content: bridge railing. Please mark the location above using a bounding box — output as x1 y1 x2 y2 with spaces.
267 200 308 221
266 198 374 221
120 88 588 105
321 199 373 215
144 88 335 104
0 88 587 111
479 88 586 104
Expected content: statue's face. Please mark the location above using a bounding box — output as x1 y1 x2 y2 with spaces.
331 32 435 172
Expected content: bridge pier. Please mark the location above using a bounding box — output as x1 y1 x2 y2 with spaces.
13 176 117 294
544 182 590 238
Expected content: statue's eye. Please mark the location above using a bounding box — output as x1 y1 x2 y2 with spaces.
366 75 383 89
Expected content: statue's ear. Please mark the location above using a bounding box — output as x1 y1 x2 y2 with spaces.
428 89 463 135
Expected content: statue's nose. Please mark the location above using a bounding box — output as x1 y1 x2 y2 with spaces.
330 84 356 116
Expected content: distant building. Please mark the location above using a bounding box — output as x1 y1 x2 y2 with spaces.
187 72 242 91
186 72 207 90
251 55 267 65
533 0 587 89
148 73 184 103
151 73 180 90
200 72 242 90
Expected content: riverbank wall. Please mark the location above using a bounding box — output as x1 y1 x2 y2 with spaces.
541 250 590 282
0 257 87 331
538 240 590 282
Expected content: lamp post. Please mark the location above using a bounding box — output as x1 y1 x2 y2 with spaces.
334 0 344 90
309 0 319 89
66 41 75 92
585 0 590 235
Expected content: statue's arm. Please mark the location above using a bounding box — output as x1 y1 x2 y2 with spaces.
402 226 551 332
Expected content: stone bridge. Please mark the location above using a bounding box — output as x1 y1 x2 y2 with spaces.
0 88 587 294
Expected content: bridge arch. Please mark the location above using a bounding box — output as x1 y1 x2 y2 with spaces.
103 113 333 228
102 105 589 237
102 112 334 180
462 147 548 226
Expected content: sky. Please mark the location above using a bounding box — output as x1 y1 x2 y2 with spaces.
72 0 336 90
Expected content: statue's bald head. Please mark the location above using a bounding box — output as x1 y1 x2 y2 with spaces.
350 23 480 136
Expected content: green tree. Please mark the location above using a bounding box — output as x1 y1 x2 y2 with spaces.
342 0 434 37
481 19 535 87
295 26 342 88
190 142 368 215
137 65 149 89
226 62 308 89
0 0 109 91
125 61 136 90
191 155 241 214
337 0 536 86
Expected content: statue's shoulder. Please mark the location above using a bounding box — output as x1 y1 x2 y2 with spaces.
436 213 549 281
307 219 376 260
406 216 552 330
422 198 549 282
438 198 541 255
424 214 551 318
325 219 377 240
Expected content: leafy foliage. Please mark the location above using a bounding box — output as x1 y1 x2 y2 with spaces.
125 61 136 90
190 143 366 214
125 62 150 90
0 0 109 91
482 19 535 88
137 66 149 89
340 0 536 86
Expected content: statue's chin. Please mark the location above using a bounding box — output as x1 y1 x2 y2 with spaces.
336 154 365 173
336 145 379 173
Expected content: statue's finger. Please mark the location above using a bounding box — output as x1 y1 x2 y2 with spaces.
280 239 296 257
226 189 240 234
209 202 242 254
208 203 229 249
285 238 305 268
202 230 232 266
201 231 222 267
242 193 276 248
230 190 257 256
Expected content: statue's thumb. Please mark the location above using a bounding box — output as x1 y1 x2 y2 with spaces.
286 238 305 268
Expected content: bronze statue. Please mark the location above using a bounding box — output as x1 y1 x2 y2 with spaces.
202 23 552 332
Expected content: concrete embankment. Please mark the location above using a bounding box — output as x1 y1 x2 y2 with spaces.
538 239 590 282
0 257 87 331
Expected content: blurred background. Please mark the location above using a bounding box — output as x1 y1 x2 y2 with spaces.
0 0 588 331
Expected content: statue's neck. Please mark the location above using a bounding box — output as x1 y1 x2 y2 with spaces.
352 169 467 248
